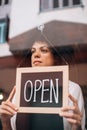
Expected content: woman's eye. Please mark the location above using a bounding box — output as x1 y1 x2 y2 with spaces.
41 49 49 53
31 49 35 54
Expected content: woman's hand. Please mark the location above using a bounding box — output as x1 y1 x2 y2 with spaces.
59 94 82 130
0 86 18 122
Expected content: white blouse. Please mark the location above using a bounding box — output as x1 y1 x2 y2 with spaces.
11 80 86 130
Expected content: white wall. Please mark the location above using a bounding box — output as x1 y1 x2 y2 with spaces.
9 0 39 38
0 43 12 57
9 0 87 38
0 0 12 18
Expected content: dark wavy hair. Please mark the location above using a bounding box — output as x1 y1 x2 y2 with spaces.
17 40 69 67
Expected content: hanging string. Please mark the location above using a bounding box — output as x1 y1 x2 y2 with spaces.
38 24 68 65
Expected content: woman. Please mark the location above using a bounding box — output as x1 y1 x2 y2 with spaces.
0 41 86 130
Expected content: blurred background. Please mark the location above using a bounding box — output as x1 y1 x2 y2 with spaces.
0 0 87 129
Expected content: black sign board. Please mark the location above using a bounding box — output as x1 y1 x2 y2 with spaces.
15 65 69 114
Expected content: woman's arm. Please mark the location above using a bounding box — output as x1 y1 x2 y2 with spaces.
0 87 18 130
1 118 12 130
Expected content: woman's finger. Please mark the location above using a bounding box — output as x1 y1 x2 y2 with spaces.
67 118 81 125
1 101 18 115
68 94 78 106
0 108 15 116
7 86 16 102
2 101 18 111
61 106 75 111
60 111 81 120
68 94 82 114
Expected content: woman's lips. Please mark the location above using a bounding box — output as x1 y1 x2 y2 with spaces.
33 60 42 65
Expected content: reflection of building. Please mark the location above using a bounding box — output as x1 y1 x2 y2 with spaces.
0 18 8 43
0 0 12 18
0 0 12 56
0 0 12 42
0 0 87 129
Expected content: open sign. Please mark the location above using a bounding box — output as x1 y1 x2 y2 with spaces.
15 65 69 114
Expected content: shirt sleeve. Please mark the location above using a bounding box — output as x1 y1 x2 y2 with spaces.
11 114 17 130
10 95 17 130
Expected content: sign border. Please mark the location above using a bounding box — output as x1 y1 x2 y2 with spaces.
15 65 69 114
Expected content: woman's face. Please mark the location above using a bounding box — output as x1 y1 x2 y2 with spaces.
31 42 55 67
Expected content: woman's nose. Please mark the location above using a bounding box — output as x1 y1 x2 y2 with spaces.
33 50 41 58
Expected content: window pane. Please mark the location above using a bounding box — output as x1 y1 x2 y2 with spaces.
0 0 2 5
63 0 69 6
0 18 8 44
73 0 80 5
53 0 59 8
40 0 81 12
0 27 1 43
0 22 7 43
40 0 49 11
5 0 9 4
